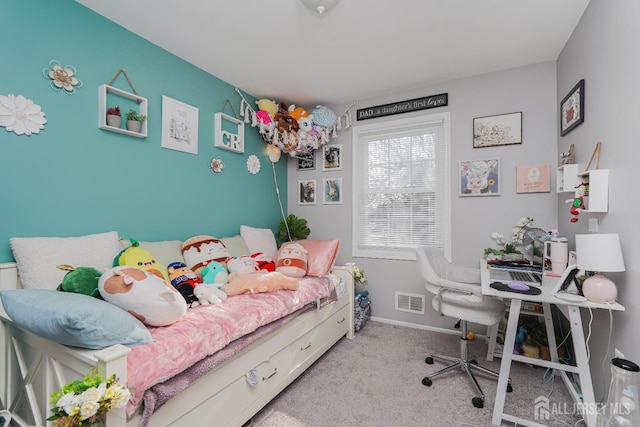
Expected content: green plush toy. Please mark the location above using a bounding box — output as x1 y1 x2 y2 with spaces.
56 264 103 298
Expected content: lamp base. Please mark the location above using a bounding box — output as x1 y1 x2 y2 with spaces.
581 274 617 304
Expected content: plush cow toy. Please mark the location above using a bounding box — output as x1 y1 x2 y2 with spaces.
99 266 187 326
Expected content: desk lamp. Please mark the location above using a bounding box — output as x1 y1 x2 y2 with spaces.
576 233 625 303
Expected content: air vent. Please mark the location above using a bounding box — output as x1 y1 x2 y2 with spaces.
395 292 425 314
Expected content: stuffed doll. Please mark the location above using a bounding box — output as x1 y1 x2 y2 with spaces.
56 264 102 298
167 261 201 306
201 261 229 284
191 283 227 307
222 270 298 296
311 105 338 130
182 235 231 278
99 266 187 327
114 239 169 281
275 242 308 278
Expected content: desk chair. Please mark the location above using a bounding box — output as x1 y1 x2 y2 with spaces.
416 246 509 408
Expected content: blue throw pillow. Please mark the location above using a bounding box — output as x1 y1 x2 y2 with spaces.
0 289 152 349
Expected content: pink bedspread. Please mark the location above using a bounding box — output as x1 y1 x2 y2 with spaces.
126 276 331 414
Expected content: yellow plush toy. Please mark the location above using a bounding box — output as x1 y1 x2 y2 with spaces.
113 239 169 281
255 99 278 116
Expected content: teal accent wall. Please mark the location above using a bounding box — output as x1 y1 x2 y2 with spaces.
0 0 287 262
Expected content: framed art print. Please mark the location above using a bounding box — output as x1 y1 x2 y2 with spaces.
298 179 317 205
560 79 584 136
161 96 199 154
516 164 551 193
296 152 315 171
473 112 522 148
322 144 342 171
459 159 500 196
322 178 342 204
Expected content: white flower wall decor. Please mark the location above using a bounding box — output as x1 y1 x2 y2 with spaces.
210 157 224 174
43 60 83 94
0 94 47 136
247 154 260 174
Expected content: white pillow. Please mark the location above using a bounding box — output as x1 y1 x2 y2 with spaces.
10 231 121 290
240 225 278 259
221 235 251 257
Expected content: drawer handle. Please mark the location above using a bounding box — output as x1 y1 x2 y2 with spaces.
337 317 346 324
301 342 312 351
262 368 278 381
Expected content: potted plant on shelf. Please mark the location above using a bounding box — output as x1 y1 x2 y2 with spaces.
106 105 122 128
125 109 147 132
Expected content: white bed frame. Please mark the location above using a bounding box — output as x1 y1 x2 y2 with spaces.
0 262 355 427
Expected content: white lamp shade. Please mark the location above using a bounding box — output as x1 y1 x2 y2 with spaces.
575 233 625 272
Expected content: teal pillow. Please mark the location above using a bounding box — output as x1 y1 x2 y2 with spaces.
0 289 152 349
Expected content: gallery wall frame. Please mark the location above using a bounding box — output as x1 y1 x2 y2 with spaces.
560 79 585 136
161 96 199 154
322 144 342 171
322 178 343 204
516 164 551 193
296 152 315 171
298 179 317 205
459 158 500 197
473 112 522 148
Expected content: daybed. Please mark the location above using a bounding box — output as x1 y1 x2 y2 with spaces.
0 230 355 427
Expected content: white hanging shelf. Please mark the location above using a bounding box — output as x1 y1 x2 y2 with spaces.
98 84 148 138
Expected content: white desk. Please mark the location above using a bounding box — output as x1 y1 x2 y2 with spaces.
480 260 624 427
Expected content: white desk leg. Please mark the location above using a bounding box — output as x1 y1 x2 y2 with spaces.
492 298 521 426
486 322 499 361
568 305 597 427
542 302 559 361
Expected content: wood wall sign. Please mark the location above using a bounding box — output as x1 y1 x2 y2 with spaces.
357 93 448 121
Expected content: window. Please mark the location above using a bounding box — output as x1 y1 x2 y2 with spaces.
352 112 450 260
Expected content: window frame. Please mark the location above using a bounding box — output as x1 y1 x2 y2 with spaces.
351 112 451 261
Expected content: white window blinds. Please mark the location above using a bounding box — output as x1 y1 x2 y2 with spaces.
352 113 450 260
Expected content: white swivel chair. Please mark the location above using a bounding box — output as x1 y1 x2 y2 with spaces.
416 246 510 408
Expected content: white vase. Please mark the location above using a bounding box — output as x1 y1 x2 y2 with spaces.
126 120 142 132
106 115 122 128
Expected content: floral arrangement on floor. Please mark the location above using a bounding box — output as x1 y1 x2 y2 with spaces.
485 217 534 261
353 265 368 287
48 369 131 427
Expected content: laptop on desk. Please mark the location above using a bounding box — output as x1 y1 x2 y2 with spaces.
488 263 543 287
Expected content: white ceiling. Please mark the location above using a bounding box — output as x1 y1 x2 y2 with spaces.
76 0 590 106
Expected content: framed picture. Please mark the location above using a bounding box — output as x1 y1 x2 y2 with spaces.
560 79 585 136
459 159 500 197
516 164 551 193
322 178 343 204
161 96 199 154
322 144 342 171
473 112 522 148
298 179 317 205
296 152 315 171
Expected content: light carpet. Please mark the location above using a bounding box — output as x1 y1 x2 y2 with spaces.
251 321 585 427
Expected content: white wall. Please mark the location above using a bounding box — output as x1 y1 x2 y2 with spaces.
288 62 558 332
556 0 640 395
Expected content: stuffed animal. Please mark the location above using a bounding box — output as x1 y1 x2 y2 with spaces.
255 110 273 124
275 242 308 278
222 270 298 296
226 255 258 275
99 266 187 327
201 261 229 284
114 239 169 281
288 104 309 121
311 105 338 130
253 252 276 272
274 112 299 133
255 99 278 116
182 235 231 278
297 116 314 137
167 261 201 306
191 283 227 307
56 264 102 298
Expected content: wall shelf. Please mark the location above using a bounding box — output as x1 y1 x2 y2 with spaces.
577 169 609 212
556 163 580 193
98 84 148 138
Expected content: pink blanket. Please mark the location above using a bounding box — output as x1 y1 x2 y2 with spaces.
126 276 331 415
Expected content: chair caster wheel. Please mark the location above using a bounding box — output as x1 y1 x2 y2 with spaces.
507 384 513 393
422 377 432 387
425 357 434 364
472 397 484 408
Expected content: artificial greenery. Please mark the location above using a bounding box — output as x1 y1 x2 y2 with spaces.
125 109 147 122
278 214 310 245
106 105 121 116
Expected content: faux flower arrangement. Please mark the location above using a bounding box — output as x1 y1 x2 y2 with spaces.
353 265 368 287
485 217 534 260
48 369 131 427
